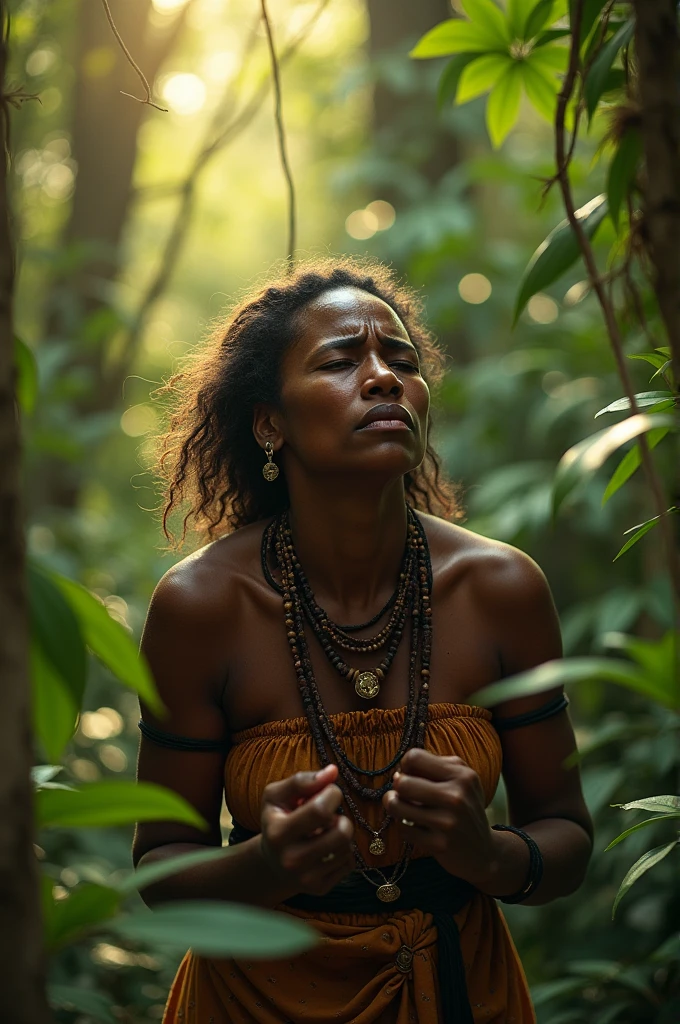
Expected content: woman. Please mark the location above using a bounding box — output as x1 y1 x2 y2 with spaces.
134 259 593 1024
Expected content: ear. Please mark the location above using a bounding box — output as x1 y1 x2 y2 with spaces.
253 405 284 451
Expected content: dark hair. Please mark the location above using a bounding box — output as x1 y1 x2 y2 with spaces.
152 255 461 551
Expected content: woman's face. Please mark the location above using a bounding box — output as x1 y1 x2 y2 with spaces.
266 286 430 484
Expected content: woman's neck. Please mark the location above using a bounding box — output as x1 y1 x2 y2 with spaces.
286 479 409 620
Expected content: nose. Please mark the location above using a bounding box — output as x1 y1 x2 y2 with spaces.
361 354 404 399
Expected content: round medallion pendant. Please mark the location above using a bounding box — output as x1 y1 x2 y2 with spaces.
262 462 279 482
376 883 401 903
369 836 386 856
355 671 380 700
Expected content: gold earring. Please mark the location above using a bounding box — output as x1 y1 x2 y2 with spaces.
262 441 279 482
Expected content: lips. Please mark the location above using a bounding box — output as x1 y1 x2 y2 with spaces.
356 404 414 430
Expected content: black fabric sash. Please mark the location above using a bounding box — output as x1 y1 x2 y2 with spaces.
228 820 476 1023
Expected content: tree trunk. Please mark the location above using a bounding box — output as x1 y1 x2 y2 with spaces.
0 4 52 1019
633 0 680 384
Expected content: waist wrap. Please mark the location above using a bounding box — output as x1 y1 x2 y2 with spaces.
229 819 476 1023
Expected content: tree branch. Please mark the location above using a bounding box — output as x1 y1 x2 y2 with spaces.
100 0 168 110
260 0 296 269
555 0 680 613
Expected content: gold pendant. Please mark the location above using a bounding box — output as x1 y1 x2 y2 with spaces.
262 462 279 482
355 671 380 700
376 883 401 903
369 836 386 856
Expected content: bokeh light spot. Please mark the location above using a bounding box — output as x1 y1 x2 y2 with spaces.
161 73 206 116
82 46 116 79
26 48 58 77
458 273 492 304
99 745 128 772
80 707 123 740
564 280 590 306
345 209 379 240
152 0 190 12
527 293 559 323
121 403 159 437
365 199 396 230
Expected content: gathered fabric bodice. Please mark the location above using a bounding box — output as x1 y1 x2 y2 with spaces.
163 704 535 1024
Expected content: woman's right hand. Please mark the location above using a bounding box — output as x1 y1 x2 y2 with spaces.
259 764 355 896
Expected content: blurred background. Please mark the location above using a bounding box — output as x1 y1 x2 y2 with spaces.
9 0 678 1020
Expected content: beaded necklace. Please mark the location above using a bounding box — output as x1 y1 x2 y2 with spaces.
261 507 433 901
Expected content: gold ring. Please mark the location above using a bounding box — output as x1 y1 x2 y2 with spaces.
401 818 415 828
321 852 336 863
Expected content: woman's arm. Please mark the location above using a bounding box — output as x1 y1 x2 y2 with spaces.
384 545 592 905
133 566 354 909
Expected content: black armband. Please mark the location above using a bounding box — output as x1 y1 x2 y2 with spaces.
492 693 569 732
138 718 228 753
491 824 543 904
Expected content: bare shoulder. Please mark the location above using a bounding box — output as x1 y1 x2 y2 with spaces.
419 512 551 604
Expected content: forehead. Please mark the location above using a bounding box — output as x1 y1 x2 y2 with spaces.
293 286 409 343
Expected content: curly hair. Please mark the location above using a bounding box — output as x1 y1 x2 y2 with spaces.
151 255 461 551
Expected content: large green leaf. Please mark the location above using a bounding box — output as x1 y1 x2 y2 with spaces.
612 841 678 918
30 641 80 763
514 195 608 324
410 18 507 59
456 52 512 102
580 0 611 45
524 1 565 40
14 336 39 416
36 780 207 830
553 414 677 515
117 846 231 895
44 882 121 950
584 19 634 119
471 656 648 708
604 631 678 708
460 0 509 43
613 507 678 561
437 54 481 108
604 813 680 852
107 901 317 958
28 561 87 705
521 58 560 122
48 985 117 1024
614 795 680 814
486 61 523 147
602 427 669 506
607 129 642 230
594 391 674 418
52 572 164 715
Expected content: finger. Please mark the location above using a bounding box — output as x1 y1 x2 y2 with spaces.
267 783 344 844
265 765 338 811
384 791 455 834
280 817 354 874
397 749 468 781
392 773 455 809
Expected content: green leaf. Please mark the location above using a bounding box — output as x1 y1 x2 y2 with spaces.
607 129 642 230
628 351 668 370
27 561 87 706
507 0 536 38
31 765 63 786
471 656 647 708
527 43 570 73
48 985 117 1024
553 413 677 515
524 1 563 40
613 795 680 814
52 572 164 716
456 53 513 103
613 506 678 561
580 0 610 44
584 19 634 119
603 427 669 506
604 813 680 852
30 641 80 763
410 18 507 59
612 841 678 918
44 882 121 950
107 901 318 958
603 631 679 708
521 59 560 121
651 359 672 382
514 194 608 324
486 61 523 147
437 54 481 108
595 391 674 418
116 846 231 895
14 336 39 415
460 0 509 44
36 780 207 831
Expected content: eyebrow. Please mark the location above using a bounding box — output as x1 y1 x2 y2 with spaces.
314 334 418 357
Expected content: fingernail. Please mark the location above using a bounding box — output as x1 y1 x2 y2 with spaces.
393 771 402 782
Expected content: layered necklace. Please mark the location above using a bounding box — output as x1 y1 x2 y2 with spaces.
261 506 433 902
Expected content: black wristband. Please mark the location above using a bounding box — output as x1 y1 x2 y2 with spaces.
491 824 544 904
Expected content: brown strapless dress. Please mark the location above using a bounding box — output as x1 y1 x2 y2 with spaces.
162 703 535 1023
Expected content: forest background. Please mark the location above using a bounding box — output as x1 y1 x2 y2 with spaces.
3 0 679 1021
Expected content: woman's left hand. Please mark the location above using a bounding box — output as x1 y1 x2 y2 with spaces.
382 748 499 889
